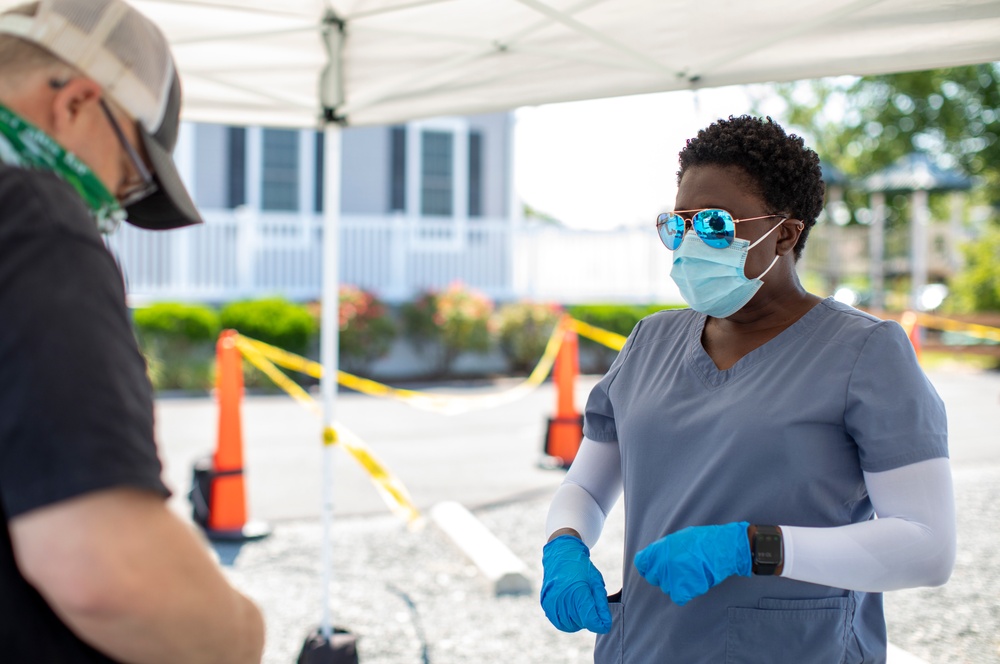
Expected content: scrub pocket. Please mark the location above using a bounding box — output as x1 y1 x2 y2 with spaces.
594 590 623 664
726 596 850 664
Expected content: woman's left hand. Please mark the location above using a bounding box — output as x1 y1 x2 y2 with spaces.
634 522 752 605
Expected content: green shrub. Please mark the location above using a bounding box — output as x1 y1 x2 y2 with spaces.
494 301 562 373
220 297 317 356
132 302 220 392
401 292 440 346
141 343 216 392
338 285 396 373
567 303 685 372
567 304 645 336
133 302 220 342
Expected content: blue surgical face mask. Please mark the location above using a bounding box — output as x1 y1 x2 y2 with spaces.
669 220 783 318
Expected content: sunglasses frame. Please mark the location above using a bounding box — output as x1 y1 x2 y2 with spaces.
656 208 787 250
49 78 158 206
97 98 158 206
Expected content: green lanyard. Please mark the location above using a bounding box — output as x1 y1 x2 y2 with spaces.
0 104 125 234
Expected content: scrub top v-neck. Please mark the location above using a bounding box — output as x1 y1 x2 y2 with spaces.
583 297 947 664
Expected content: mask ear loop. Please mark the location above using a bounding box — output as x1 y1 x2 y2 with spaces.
747 218 788 279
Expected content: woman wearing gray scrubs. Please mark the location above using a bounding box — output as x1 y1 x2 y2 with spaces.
540 116 956 663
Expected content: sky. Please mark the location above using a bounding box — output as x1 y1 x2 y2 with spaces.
513 84 785 231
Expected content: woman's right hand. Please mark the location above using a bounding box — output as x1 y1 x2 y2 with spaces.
540 534 612 634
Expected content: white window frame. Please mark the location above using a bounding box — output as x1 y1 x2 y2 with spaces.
406 117 468 251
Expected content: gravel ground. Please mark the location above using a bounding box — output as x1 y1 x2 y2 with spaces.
220 463 999 664
883 465 1000 664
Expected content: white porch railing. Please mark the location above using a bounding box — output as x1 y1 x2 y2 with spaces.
108 211 516 304
107 210 683 305
513 225 681 304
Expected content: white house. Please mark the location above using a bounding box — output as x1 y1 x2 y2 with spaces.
109 112 681 306
111 113 518 304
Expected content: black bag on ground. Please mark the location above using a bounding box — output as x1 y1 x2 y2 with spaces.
189 455 214 528
298 626 359 664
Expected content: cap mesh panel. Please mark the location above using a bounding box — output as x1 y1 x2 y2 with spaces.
104 10 168 101
50 0 113 33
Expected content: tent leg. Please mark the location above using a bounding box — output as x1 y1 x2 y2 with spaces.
296 122 359 663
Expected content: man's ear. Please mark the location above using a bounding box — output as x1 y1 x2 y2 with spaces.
775 219 804 257
49 77 103 136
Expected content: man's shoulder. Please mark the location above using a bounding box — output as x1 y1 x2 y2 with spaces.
0 163 100 242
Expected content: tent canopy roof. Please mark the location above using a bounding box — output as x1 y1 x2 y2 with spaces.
862 153 974 193
8 0 993 128
821 161 852 188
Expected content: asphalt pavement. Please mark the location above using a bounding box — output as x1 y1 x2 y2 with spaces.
154 365 1000 664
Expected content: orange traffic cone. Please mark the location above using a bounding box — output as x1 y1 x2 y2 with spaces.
544 325 584 468
190 330 270 541
901 311 922 363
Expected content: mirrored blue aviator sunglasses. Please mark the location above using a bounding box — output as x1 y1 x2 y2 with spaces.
656 209 786 250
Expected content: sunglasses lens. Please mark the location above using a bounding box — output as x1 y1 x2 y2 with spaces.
656 213 685 250
692 209 734 248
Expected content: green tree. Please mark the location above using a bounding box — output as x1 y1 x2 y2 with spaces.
774 64 1000 192
773 65 1000 312
947 225 1000 313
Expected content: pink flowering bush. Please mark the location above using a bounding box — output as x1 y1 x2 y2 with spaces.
402 282 494 372
338 285 396 372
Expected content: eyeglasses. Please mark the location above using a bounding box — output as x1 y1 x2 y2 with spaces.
656 209 787 250
49 79 158 205
97 98 157 206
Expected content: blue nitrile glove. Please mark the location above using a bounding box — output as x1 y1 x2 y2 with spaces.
634 521 751 606
540 535 612 634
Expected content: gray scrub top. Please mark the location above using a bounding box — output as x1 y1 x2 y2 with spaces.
583 298 948 664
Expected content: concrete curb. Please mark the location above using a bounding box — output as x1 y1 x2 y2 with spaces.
430 501 533 596
887 643 930 664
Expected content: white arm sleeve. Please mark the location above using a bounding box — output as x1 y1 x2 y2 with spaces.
545 437 623 548
781 457 956 591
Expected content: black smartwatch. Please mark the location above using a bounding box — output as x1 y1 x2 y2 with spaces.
751 525 783 576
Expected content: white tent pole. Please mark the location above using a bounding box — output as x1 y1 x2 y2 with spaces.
319 121 341 641
318 9 346 643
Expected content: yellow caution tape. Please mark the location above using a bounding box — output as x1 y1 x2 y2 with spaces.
234 317 570 416
233 335 420 524
225 314 631 524
914 312 1000 344
569 318 627 351
234 336 321 417
237 336 324 381
333 423 421 524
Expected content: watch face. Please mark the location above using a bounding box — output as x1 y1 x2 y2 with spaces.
755 532 782 564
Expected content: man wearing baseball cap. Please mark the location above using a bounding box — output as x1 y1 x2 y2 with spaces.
0 1 265 662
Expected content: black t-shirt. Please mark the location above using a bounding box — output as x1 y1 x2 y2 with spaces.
0 163 169 662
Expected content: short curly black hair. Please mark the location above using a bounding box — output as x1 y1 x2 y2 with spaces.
677 115 825 261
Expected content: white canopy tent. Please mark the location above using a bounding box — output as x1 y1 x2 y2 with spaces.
6 0 999 646
92 0 1000 128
